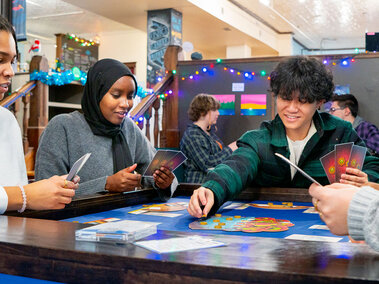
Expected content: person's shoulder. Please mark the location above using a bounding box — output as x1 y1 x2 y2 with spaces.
319 112 353 130
0 106 17 121
47 111 85 129
240 122 272 142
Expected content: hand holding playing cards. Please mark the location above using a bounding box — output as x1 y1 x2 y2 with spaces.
105 163 142 192
309 183 358 235
340 167 368 187
153 167 175 189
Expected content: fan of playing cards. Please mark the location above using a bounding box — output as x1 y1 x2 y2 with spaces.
320 143 366 184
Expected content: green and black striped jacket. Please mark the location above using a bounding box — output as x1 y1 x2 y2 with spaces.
203 111 379 213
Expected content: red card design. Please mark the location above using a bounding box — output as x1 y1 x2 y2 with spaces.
320 150 336 184
335 142 353 182
349 145 366 170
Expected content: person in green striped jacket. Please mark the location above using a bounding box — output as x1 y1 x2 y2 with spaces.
187 56 379 218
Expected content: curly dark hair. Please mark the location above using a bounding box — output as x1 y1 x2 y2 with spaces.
331 94 359 117
269 56 334 103
188 93 220 122
0 15 18 57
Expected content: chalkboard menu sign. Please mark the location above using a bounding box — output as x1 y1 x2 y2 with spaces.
56 34 99 72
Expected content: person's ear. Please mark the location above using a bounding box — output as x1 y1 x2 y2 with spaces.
343 107 351 117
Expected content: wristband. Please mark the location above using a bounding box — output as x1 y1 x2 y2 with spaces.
17 185 27 213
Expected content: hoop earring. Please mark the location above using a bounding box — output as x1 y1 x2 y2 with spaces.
206 124 211 131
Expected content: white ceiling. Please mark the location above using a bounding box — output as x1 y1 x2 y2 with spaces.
26 0 379 56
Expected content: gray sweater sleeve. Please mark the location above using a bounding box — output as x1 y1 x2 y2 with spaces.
348 186 379 251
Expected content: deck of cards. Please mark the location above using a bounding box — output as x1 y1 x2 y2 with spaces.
320 143 366 184
143 150 187 177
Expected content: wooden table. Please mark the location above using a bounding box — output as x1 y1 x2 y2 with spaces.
1 185 379 283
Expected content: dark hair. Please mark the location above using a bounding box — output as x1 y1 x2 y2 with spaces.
269 56 334 103
331 94 358 117
188 93 220 121
0 15 18 57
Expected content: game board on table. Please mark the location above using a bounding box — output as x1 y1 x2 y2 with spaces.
189 214 294 233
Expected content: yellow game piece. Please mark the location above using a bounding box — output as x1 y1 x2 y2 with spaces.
72 221 79 223
287 202 293 206
215 214 222 217
268 202 274 206
226 217 233 221
213 219 220 222
200 222 207 225
201 214 207 218
214 225 222 229
142 205 149 207
234 215 241 218
218 222 225 226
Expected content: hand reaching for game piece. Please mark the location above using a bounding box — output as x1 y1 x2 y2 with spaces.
340 167 368 187
153 167 175 189
105 163 142 192
187 186 215 218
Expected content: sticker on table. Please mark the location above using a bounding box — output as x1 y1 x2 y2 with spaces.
285 234 343 242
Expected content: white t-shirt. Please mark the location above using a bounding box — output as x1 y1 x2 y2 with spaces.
286 121 317 179
0 107 28 213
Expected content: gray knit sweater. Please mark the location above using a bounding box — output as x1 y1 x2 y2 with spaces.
35 111 177 199
348 186 379 251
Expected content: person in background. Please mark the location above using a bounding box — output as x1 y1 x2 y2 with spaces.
0 15 78 214
187 56 379 218
35 58 177 199
309 182 379 252
329 94 379 156
180 94 237 183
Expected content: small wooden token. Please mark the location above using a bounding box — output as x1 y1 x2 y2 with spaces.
234 216 241 218
213 219 220 222
200 222 207 225
214 225 222 229
72 221 79 223
215 214 222 217
226 217 233 221
142 205 149 207
218 222 225 226
287 202 293 206
268 202 274 206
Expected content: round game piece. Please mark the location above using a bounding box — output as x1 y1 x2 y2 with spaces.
215 214 222 217
214 225 222 229
226 217 233 221
213 219 220 222
200 222 207 225
218 222 225 226
234 216 241 218
268 202 274 206
72 221 79 223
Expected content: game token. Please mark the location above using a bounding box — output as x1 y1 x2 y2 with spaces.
226 217 233 220
214 225 222 229
200 222 207 225
142 205 149 207
213 219 220 222
234 216 241 218
268 202 273 206
218 222 225 226
215 214 222 217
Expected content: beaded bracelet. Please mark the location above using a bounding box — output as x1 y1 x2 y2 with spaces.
18 185 27 213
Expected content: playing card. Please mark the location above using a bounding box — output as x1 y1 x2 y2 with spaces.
143 150 187 177
349 145 366 170
335 142 353 182
320 150 336 184
67 153 91 181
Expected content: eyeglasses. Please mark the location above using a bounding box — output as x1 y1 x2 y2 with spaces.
328 107 345 113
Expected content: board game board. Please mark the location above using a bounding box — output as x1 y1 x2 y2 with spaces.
128 202 187 214
189 214 294 233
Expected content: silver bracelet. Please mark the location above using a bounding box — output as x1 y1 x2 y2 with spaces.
18 185 27 213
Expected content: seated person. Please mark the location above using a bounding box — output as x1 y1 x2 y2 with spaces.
329 94 379 156
309 182 379 252
187 56 379 218
0 15 78 214
180 94 237 183
35 58 177 199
